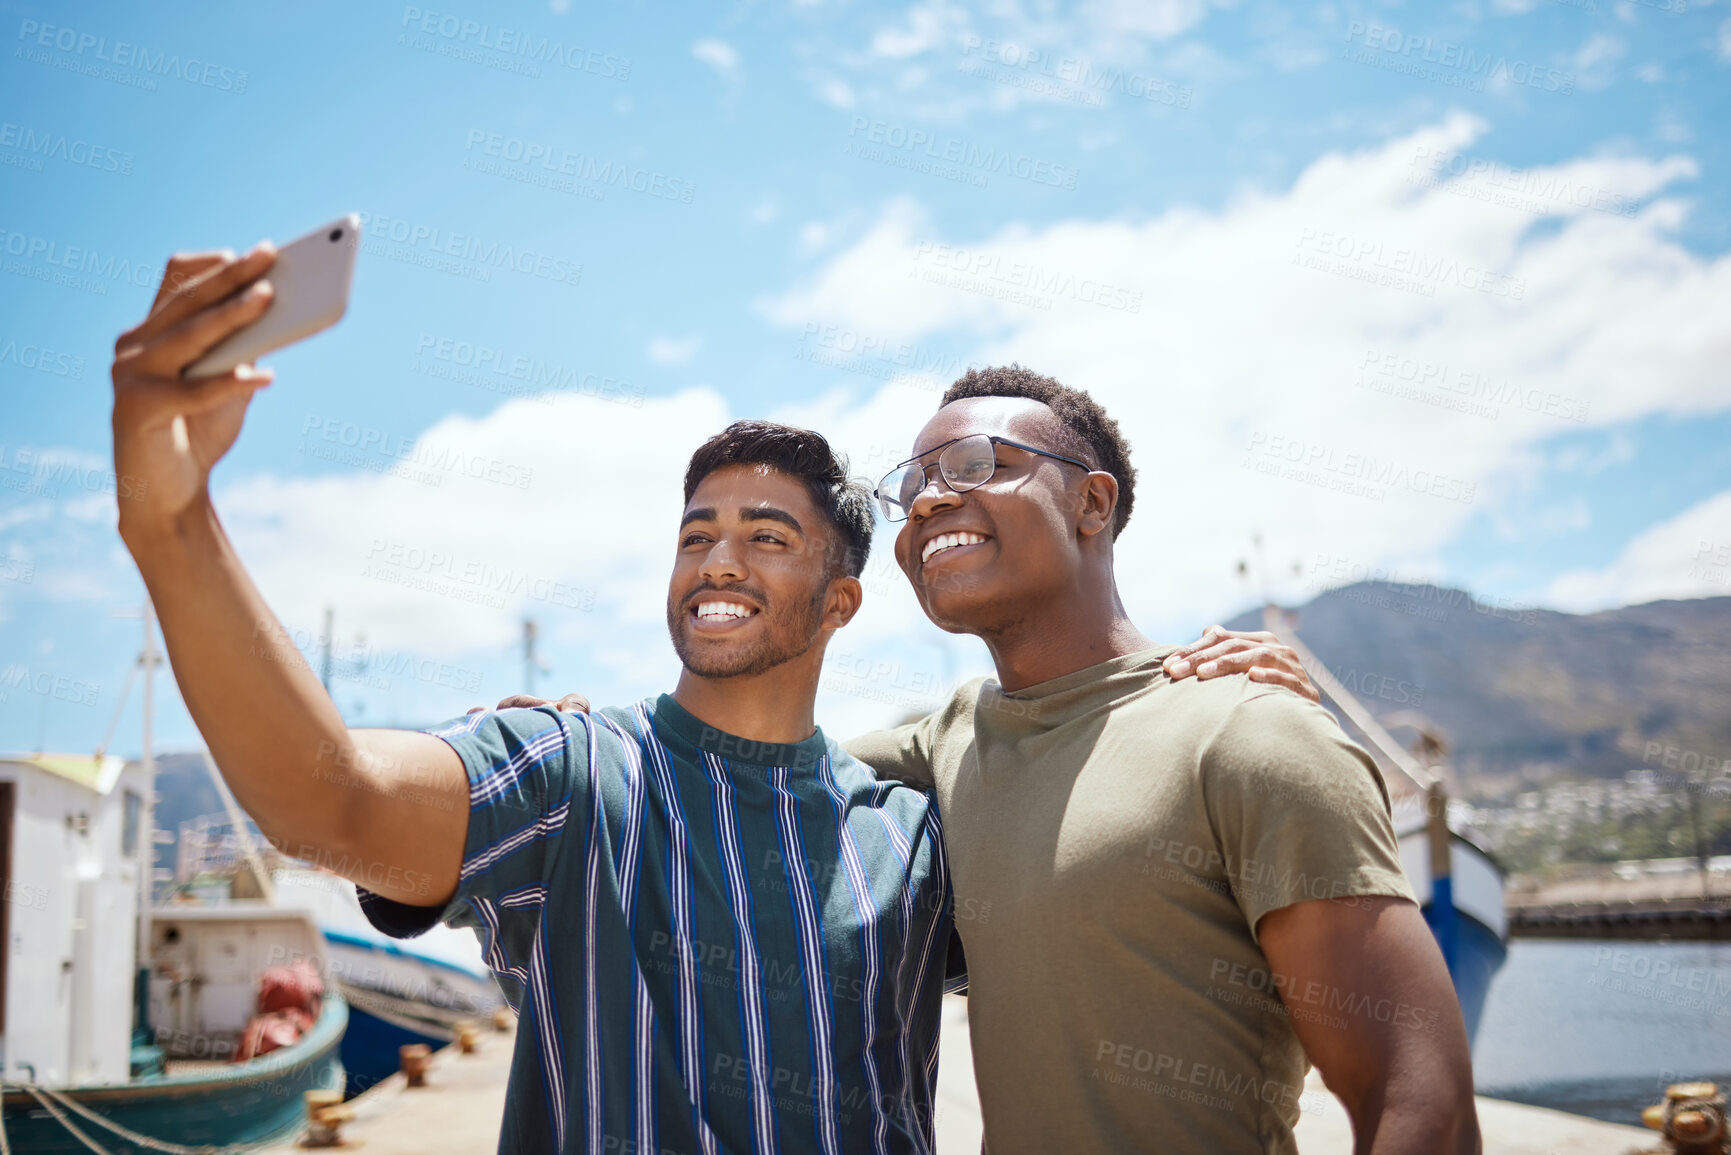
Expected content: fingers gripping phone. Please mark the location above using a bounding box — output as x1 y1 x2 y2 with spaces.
185 214 362 379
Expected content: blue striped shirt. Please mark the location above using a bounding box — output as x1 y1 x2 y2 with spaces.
360 695 957 1155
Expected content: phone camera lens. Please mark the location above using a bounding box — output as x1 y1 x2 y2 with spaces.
329 228 344 242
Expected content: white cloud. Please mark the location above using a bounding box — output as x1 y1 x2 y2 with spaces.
869 2 964 59
647 335 701 365
691 39 740 79
1571 33 1626 90
760 114 1729 641
1079 0 1212 41
69 117 1729 739
1545 491 1731 610
834 0 1220 115
798 221 833 254
217 390 733 706
818 78 857 108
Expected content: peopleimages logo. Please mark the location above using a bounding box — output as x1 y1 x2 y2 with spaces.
958 35 1192 108
846 118 1079 191
1294 228 1526 300
398 7 631 80
355 211 583 286
0 122 133 174
16 19 249 92
462 130 695 204
1343 21 1575 94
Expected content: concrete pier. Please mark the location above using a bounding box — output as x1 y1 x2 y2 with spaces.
260 998 1660 1152
1291 1068 1655 1154
933 996 1659 1155
262 1020 516 1153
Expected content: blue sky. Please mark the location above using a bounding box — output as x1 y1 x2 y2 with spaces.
2 0 1727 757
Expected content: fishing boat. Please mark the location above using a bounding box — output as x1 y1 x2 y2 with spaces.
0 752 346 1152
0 607 351 1151
1263 606 1509 1042
172 810 504 1099
275 867 503 1098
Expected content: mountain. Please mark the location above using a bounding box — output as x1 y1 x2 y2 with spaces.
1226 585 1731 798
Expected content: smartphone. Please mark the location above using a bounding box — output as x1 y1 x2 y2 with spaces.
185 213 362 379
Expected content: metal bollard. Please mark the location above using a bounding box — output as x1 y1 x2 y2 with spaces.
457 1022 481 1054
302 1088 354 1148
1639 1082 1728 1155
400 1043 433 1088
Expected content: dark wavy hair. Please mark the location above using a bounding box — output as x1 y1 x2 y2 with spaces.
940 364 1137 538
683 420 874 579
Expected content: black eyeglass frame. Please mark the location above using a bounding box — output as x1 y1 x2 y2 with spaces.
873 434 1094 522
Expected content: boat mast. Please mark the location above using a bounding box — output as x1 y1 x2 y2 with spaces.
138 603 159 1003
1258 603 1460 976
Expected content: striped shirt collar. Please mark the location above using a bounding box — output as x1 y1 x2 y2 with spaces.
652 692 830 772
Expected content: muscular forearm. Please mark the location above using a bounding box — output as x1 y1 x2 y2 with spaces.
1335 1063 1479 1155
1260 897 1480 1155
122 495 462 899
125 495 359 846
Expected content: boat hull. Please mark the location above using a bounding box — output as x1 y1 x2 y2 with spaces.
319 926 503 1098
1423 902 1508 1042
1398 821 1510 1044
0 993 346 1153
338 985 453 1098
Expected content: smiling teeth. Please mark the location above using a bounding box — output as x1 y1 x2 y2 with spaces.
696 601 755 621
922 532 988 564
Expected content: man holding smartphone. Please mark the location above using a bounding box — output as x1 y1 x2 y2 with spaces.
531 369 1481 1152
108 246 1312 1154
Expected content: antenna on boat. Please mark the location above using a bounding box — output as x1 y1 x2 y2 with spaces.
1257 601 1460 974
101 599 163 1045
523 618 549 698
1233 539 1460 975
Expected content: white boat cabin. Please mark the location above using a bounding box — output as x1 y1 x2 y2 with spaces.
0 753 147 1086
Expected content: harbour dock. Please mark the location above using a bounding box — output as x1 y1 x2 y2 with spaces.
1506 860 1731 941
256 997 1663 1152
932 996 1661 1155
1291 1068 1657 1154
262 1020 516 1153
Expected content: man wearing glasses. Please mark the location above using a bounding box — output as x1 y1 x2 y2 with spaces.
849 366 1480 1154
523 366 1475 1151
107 248 1310 1154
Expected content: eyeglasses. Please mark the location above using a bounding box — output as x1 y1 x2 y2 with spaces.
873 434 1092 522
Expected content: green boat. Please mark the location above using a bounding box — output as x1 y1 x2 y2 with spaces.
0 990 346 1153
0 746 346 1151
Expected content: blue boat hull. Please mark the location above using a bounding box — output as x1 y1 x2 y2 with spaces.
0 995 346 1153
338 997 450 1099
1425 904 1507 1043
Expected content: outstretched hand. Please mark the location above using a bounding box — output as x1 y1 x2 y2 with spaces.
1162 625 1320 703
111 245 277 534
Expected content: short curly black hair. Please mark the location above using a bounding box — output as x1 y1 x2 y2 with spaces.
683 420 874 579
940 365 1137 538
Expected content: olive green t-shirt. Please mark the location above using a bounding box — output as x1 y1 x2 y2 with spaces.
846 646 1414 1155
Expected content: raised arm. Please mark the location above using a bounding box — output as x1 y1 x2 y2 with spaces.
113 247 467 906
1259 896 1480 1155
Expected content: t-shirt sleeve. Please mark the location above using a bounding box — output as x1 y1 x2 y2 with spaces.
1200 685 1415 938
357 707 592 997
844 713 939 792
